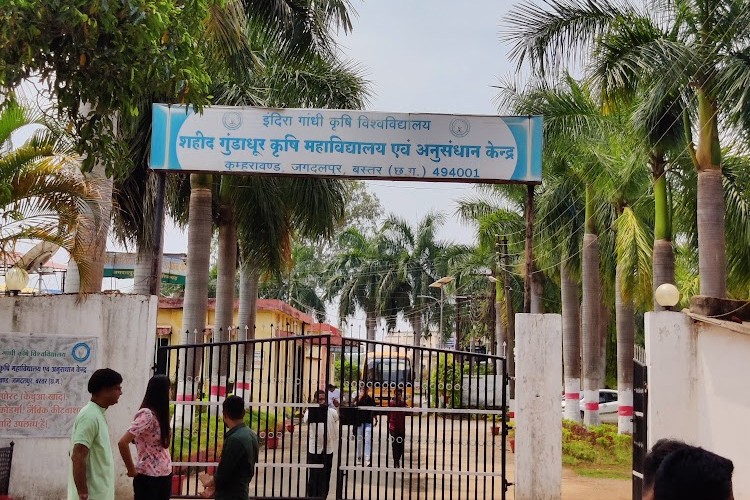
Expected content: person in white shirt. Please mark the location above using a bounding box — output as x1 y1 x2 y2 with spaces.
304 389 339 498
327 384 340 410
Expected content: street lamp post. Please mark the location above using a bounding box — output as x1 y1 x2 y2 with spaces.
428 276 454 344
416 294 439 345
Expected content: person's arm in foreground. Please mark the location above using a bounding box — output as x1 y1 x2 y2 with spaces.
118 430 138 477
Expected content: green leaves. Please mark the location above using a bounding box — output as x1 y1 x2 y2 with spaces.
0 0 212 173
0 99 99 283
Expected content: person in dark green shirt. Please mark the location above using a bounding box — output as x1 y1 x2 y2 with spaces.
200 396 259 500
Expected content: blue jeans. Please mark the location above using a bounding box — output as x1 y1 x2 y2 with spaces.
356 423 372 462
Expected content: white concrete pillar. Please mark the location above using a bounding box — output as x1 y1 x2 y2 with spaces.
644 311 697 448
515 313 562 500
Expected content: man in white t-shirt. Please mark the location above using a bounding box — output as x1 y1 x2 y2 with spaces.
327 383 340 409
305 389 339 498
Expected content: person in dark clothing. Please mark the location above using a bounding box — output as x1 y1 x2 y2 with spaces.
200 396 260 500
642 439 692 500
388 388 407 467
354 387 378 466
653 446 734 500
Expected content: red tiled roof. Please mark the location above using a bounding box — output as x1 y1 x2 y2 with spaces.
308 323 343 345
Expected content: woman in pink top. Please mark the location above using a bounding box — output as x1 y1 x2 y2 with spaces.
118 374 173 500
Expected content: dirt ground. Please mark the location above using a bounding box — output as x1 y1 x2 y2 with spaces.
561 466 631 500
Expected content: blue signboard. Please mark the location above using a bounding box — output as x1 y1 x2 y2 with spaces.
150 104 542 183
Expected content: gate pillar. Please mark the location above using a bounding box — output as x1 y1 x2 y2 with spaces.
514 313 562 500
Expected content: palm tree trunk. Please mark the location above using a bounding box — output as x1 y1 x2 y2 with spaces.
582 232 601 426
133 244 153 295
652 167 675 310
615 265 634 434
582 182 602 426
65 161 112 293
696 170 726 298
237 263 259 400
238 264 260 338
178 174 213 409
412 310 423 347
695 91 726 298
597 295 609 391
365 310 377 352
212 196 237 398
562 263 581 422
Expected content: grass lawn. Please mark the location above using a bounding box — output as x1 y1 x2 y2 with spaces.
170 408 279 463
562 420 632 479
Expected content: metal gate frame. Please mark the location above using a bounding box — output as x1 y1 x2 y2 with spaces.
334 338 509 500
156 334 509 500
632 345 648 499
158 333 333 499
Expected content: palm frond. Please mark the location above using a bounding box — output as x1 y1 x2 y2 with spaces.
615 207 653 307
503 0 641 76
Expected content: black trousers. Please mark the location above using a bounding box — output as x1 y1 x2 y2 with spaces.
390 430 405 467
307 452 333 498
134 473 172 500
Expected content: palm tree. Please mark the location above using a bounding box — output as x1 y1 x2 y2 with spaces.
534 155 586 422
495 75 611 424
504 0 750 298
234 176 350 331
259 242 328 322
672 151 750 302
215 30 368 340
106 0 359 299
597 127 653 433
325 228 384 345
456 189 526 401
0 98 99 287
379 212 447 346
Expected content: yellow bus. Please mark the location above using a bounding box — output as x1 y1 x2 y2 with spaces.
361 350 414 407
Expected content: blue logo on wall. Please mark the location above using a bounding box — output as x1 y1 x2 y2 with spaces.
71 342 91 363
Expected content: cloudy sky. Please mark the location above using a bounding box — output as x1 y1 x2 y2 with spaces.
30 1 529 316
150 0 523 256
333 0 522 246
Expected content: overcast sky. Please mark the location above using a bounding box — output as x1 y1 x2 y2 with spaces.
151 0 522 256
334 0 521 246
29 1 527 325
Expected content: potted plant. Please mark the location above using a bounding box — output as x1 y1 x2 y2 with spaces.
265 431 280 449
283 408 296 434
508 425 515 453
490 416 501 436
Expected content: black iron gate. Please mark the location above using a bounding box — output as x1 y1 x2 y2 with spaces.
632 345 648 499
335 338 509 500
158 332 332 499
157 334 508 500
